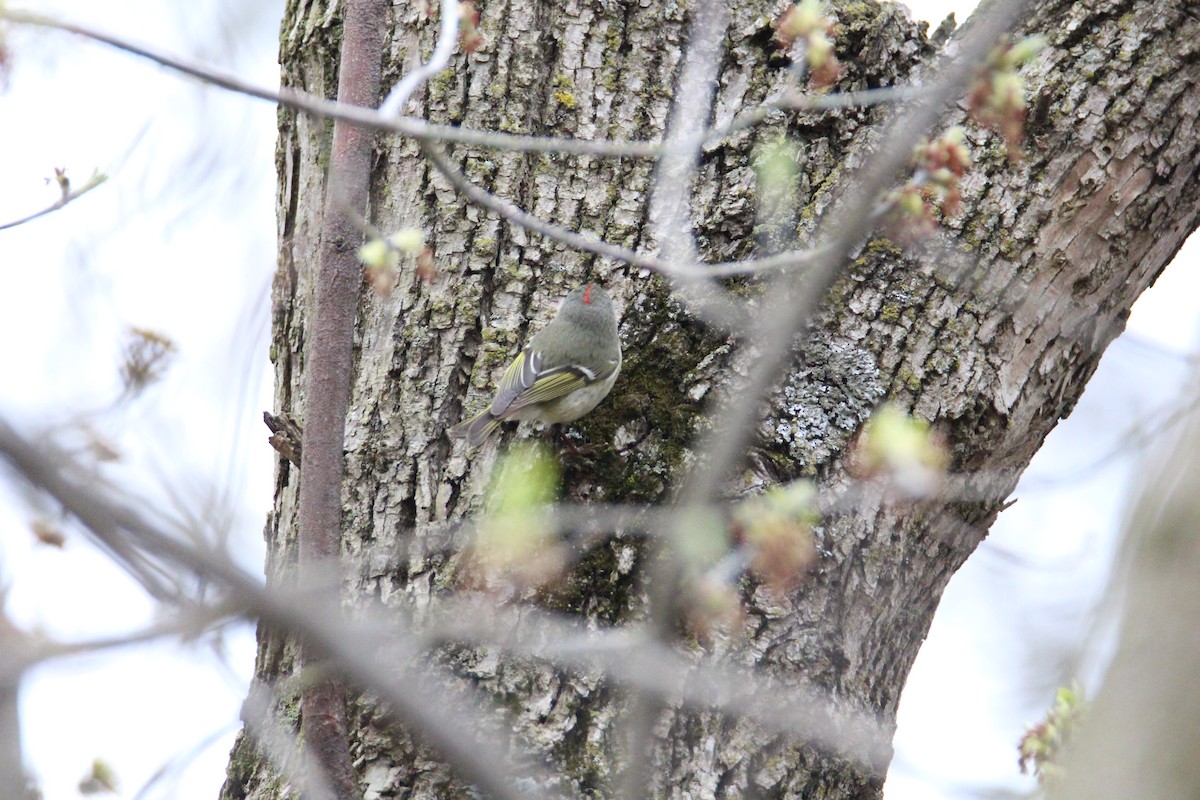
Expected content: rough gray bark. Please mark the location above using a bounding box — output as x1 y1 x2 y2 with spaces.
222 0 1200 797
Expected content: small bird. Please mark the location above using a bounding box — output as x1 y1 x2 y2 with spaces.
449 283 622 449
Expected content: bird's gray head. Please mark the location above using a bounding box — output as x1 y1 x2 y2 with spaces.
560 283 614 323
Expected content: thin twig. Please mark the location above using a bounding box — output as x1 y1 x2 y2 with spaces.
2 7 901 298
0 417 563 800
0 169 107 232
341 467 1029 585
420 143 831 305
711 84 926 145
2 611 239 677
131 724 241 800
379 0 459 116
0 419 1024 788
417 602 891 767
420 142 661 269
0 414 989 791
644 0 739 334
675 0 1037 512
624 0 731 793
1020 381 1200 491
0 9 658 158
0 9 920 163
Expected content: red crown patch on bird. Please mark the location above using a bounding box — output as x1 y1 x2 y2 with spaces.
583 284 593 304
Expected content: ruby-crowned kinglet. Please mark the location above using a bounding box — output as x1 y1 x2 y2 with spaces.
449 284 622 449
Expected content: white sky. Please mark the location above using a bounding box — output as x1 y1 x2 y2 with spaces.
1 2 279 798
1 1 1196 798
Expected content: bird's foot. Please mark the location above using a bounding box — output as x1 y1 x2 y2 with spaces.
552 427 599 460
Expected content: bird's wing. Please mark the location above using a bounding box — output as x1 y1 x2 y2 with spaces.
490 346 608 417
490 345 542 414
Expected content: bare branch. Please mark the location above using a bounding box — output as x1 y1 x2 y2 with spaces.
0 417 931 790
709 85 926 151
0 8 920 165
422 142 835 280
0 169 107 232
379 0 459 117
0 9 659 158
675 0 1038 510
131 725 240 800
641 0 739 336
627 0 732 791
0 417 565 800
420 142 663 269
418 602 891 768
3 613 239 679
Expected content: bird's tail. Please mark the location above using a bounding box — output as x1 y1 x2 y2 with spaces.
448 408 502 449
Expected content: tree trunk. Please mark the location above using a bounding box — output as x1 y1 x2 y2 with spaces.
222 0 1200 797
